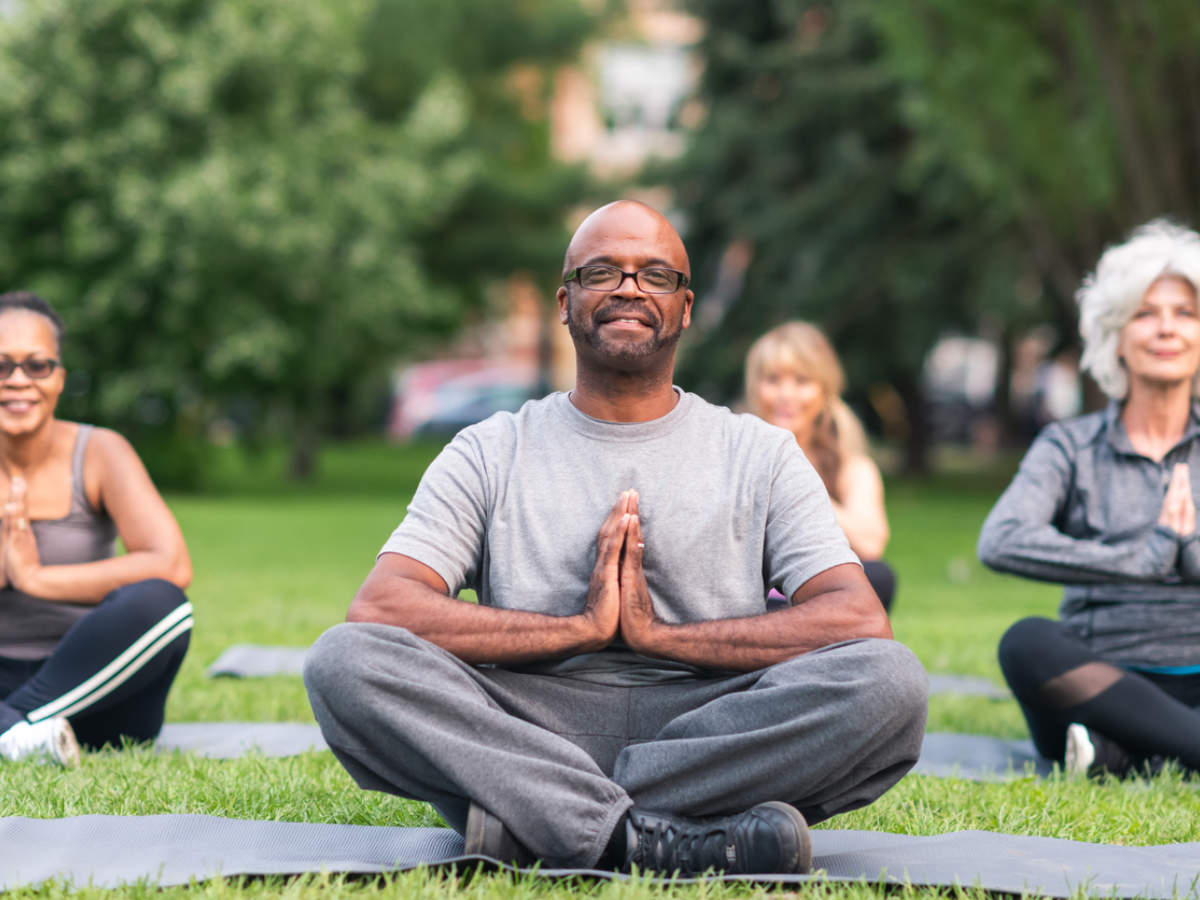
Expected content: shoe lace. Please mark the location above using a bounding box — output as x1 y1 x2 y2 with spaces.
630 817 734 873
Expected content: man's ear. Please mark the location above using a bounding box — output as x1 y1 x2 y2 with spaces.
556 285 569 324
681 289 694 330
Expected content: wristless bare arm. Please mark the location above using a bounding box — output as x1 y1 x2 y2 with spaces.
4 428 191 602
831 454 890 559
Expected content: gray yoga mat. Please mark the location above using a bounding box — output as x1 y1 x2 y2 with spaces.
1 815 1197 897
156 721 1048 784
913 731 1055 780
207 644 309 678
154 722 1044 781
157 722 328 758
927 673 1010 699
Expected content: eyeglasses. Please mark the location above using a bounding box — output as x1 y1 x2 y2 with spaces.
0 358 59 380
564 265 689 293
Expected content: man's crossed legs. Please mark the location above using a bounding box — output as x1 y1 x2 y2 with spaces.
304 623 928 872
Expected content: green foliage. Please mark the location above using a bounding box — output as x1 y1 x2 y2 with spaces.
669 0 1200 465
0 0 589 484
668 0 1009 469
357 0 593 304
875 0 1200 330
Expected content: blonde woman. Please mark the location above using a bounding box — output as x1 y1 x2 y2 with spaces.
746 322 894 611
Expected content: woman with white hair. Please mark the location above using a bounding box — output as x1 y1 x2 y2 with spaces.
979 219 1200 778
745 321 895 611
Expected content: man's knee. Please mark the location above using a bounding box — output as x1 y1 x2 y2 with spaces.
305 622 382 702
852 639 928 726
304 622 440 707
787 638 928 733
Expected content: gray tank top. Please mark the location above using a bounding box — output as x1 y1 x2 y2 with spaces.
0 425 119 660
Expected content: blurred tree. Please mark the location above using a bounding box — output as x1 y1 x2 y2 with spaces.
671 1 1200 466
876 0 1200 392
669 0 1008 471
0 0 590 482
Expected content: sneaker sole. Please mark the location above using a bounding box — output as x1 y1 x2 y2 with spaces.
1064 723 1093 778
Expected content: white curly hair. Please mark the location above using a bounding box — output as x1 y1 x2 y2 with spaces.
1078 218 1200 399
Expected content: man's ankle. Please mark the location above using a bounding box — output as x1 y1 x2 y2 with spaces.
597 813 629 869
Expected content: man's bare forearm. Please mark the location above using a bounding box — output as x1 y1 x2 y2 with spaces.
347 565 610 665
623 564 891 671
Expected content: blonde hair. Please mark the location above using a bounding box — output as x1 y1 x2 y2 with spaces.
1078 218 1200 399
745 321 867 499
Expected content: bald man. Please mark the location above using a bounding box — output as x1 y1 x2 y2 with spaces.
304 201 928 875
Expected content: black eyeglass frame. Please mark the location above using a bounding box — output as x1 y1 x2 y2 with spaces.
0 358 60 380
563 265 690 294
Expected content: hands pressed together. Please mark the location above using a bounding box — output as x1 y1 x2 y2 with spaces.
579 489 664 655
1 475 43 593
1159 463 1196 537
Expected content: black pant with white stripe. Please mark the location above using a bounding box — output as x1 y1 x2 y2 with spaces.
0 579 192 748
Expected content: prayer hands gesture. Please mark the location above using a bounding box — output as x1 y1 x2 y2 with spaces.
2 475 43 593
582 489 662 654
1159 463 1195 537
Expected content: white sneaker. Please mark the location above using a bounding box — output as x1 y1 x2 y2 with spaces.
1064 723 1095 777
0 717 81 766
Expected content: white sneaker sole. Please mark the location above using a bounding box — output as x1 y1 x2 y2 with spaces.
1064 723 1094 778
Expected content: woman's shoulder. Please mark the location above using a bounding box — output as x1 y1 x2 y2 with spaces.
77 424 145 492
75 424 138 459
1034 408 1111 452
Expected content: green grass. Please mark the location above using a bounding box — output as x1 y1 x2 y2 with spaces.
3 440 1199 898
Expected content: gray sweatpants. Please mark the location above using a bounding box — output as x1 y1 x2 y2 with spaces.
304 623 928 868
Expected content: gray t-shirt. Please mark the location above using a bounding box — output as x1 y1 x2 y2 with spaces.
381 389 859 683
0 424 118 660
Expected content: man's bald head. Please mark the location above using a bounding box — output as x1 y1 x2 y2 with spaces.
556 199 694 382
562 201 690 278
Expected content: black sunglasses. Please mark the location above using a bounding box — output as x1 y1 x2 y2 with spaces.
0 358 60 380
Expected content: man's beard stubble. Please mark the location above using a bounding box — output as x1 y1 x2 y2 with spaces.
566 301 683 364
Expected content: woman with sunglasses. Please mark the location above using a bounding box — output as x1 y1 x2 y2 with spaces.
745 322 895 612
0 292 192 766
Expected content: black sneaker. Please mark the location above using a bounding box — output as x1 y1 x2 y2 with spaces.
624 801 812 875
1065 723 1133 778
463 802 535 867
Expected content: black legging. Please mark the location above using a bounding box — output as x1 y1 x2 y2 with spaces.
0 578 192 748
862 560 896 614
998 616 1200 770
766 560 896 613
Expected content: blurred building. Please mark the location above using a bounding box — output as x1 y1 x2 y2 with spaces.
551 2 702 179
921 328 1082 451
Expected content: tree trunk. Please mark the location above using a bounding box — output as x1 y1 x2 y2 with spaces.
992 325 1018 447
289 411 321 481
892 370 930 475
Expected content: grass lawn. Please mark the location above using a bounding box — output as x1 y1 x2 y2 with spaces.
2 440 1198 898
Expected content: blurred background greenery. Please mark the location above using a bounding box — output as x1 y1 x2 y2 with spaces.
1 0 1197 485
